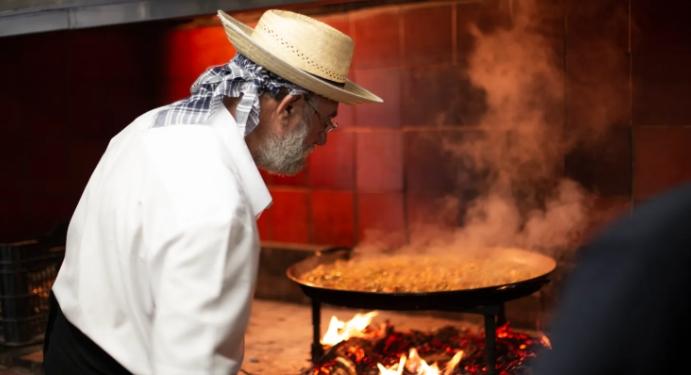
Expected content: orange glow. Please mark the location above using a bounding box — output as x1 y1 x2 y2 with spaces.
377 348 463 375
444 350 464 374
377 354 406 375
321 311 380 346
540 334 552 349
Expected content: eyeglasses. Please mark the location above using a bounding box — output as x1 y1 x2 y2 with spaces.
305 98 338 134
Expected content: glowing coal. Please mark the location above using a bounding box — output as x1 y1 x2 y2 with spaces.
310 312 550 375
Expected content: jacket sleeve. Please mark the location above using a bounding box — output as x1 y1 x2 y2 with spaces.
143 128 260 375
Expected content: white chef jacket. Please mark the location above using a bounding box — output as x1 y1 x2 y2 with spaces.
51 105 272 375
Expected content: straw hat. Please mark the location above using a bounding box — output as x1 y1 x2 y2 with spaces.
217 9 383 104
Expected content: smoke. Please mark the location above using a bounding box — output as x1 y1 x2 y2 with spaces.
425 0 591 255
359 0 625 256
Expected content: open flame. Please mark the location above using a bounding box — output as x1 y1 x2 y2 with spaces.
313 311 550 374
377 348 464 375
540 334 552 349
321 311 380 346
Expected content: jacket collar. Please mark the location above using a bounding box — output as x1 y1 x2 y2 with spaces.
209 106 272 218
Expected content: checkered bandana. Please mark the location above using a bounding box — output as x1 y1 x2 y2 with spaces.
154 54 307 135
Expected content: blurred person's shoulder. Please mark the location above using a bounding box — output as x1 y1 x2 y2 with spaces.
586 182 691 261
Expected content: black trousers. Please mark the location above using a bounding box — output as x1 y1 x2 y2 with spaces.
43 292 131 375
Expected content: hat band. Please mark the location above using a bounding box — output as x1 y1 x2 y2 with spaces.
309 72 346 88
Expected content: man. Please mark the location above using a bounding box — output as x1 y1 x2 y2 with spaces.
532 182 691 375
43 9 381 375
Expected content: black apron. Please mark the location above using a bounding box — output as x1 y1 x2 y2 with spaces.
43 292 132 374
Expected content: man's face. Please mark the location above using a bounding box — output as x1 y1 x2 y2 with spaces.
254 95 338 176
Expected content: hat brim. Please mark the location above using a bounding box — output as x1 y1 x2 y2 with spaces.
217 10 383 105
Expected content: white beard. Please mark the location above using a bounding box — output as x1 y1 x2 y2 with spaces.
254 115 312 176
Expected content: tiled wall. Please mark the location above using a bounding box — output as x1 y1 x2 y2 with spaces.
0 22 171 241
2 0 691 250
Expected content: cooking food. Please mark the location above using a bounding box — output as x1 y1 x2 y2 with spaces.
299 249 554 293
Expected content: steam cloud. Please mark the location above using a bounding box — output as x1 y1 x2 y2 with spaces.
361 0 625 257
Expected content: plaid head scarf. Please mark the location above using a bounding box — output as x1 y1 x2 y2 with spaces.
154 54 308 135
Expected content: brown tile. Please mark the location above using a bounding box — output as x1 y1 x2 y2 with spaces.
350 6 401 69
402 3 453 66
311 190 355 246
356 130 403 192
68 28 139 80
404 129 490 229
23 138 72 195
0 137 29 181
357 192 406 244
634 127 691 200
565 128 632 196
68 80 155 140
457 0 513 69
567 0 628 48
265 188 310 243
582 196 632 243
308 131 355 189
566 0 630 136
405 192 462 229
404 130 483 195
632 0 691 126
69 22 169 81
401 64 487 126
0 192 32 241
352 67 401 127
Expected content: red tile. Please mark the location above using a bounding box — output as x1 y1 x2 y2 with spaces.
256 210 274 241
311 190 355 246
356 131 403 192
352 67 401 127
335 103 355 129
165 25 235 81
315 13 351 36
264 188 310 243
634 127 691 200
357 192 406 246
266 167 309 187
351 6 401 69
401 64 486 127
309 131 355 189
402 3 453 66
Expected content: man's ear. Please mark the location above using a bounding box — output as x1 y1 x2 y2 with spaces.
276 94 303 120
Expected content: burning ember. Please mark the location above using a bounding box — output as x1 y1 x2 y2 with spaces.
322 311 383 346
308 312 550 375
377 348 464 375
